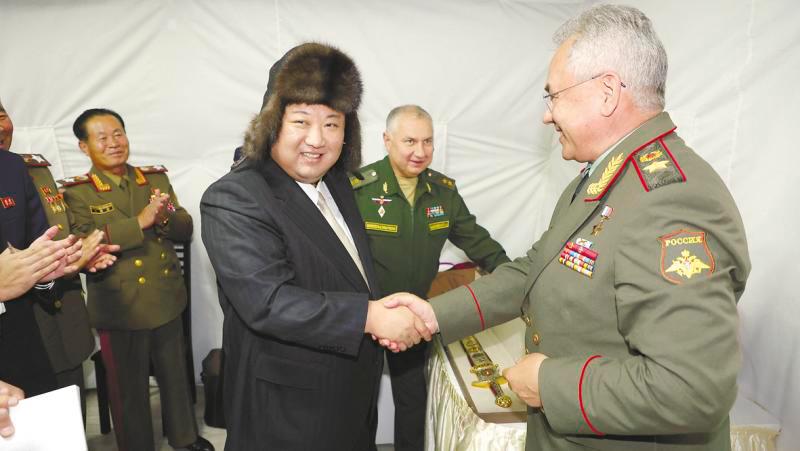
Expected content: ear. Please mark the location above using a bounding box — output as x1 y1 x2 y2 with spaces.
383 131 391 152
599 73 623 117
78 140 90 157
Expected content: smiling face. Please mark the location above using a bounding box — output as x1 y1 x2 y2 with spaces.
79 114 130 173
384 113 434 178
270 103 345 184
0 108 13 151
542 36 602 163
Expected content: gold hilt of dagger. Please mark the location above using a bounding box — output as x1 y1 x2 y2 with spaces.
469 363 513 408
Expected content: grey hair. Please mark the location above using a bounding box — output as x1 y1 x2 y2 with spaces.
554 4 667 111
385 104 432 132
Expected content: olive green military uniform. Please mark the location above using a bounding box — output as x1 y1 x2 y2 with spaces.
19 153 94 419
352 156 510 451
431 113 750 450
61 164 198 451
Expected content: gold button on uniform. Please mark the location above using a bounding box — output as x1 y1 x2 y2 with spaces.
54 300 63 309
157 237 163 243
134 259 143 267
532 333 541 345
160 252 166 260
163 268 170 276
57 224 64 230
522 314 531 327
138 276 146 285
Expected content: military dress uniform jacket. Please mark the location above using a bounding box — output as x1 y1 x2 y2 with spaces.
201 158 384 451
61 164 192 331
431 112 750 450
0 151 57 396
20 153 94 373
351 157 510 297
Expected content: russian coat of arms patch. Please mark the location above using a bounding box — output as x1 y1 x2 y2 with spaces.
658 229 715 284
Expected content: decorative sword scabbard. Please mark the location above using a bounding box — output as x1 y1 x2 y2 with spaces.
460 335 512 408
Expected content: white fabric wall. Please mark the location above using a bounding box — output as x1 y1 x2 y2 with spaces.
1 0 797 447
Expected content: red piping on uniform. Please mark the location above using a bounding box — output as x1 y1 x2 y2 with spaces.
579 354 605 436
99 331 129 451
464 284 485 331
659 137 686 182
584 127 677 201
630 156 650 192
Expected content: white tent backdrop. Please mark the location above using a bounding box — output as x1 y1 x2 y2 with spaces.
1 0 797 447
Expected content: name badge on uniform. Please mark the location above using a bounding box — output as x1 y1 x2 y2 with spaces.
90 202 115 214
428 220 449 232
365 221 398 233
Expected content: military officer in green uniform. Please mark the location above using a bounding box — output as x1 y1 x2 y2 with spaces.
1 99 103 421
62 108 212 451
382 5 750 450
19 152 95 419
352 105 509 451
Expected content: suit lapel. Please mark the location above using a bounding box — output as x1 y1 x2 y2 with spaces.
326 170 379 297
261 161 369 293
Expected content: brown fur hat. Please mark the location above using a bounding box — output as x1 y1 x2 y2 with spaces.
242 42 363 171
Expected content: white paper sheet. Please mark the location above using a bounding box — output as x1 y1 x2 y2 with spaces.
0 385 86 451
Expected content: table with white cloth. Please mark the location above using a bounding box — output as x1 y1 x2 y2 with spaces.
424 321 780 451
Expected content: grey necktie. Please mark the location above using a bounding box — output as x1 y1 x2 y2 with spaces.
317 193 369 287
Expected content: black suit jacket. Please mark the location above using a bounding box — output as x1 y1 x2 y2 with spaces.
0 151 57 395
201 158 384 451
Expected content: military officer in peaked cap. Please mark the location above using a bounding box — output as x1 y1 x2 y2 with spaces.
380 5 750 450
62 108 212 451
351 104 510 451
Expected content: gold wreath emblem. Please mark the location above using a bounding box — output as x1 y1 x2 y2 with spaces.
587 153 625 196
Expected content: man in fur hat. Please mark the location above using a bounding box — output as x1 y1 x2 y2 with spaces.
201 43 431 450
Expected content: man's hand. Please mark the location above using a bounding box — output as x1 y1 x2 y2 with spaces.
0 226 67 301
61 230 121 274
364 297 431 352
0 380 24 438
378 293 439 352
502 352 548 408
84 243 120 272
137 189 170 230
37 234 81 282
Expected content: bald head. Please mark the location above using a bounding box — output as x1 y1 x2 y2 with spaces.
385 105 432 134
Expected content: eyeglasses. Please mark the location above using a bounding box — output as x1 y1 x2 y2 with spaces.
542 74 626 111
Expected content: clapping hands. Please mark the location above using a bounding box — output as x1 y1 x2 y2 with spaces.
364 293 440 353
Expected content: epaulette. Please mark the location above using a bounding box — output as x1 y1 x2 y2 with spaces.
19 153 51 167
138 165 168 174
630 139 685 193
349 167 380 189
584 128 684 201
424 169 456 190
58 174 92 188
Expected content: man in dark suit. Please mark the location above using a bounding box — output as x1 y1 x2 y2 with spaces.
201 42 430 451
1 98 96 421
0 154 105 397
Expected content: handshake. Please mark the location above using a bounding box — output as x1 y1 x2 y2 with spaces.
364 293 440 352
